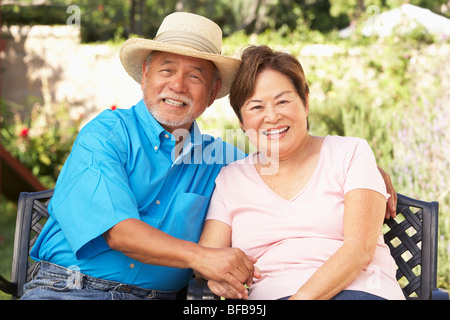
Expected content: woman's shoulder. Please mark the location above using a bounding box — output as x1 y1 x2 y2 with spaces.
324 135 370 153
220 153 254 172
325 135 367 145
215 153 257 185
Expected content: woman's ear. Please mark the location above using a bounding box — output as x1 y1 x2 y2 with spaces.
305 93 309 116
239 120 245 132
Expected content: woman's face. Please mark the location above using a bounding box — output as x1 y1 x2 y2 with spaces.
240 68 309 159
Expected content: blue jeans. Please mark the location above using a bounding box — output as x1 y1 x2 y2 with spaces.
331 290 385 300
21 261 179 300
278 290 386 300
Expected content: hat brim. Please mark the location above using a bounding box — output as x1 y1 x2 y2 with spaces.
120 38 241 99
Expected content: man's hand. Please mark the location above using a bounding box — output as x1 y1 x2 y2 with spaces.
377 166 397 219
192 247 259 299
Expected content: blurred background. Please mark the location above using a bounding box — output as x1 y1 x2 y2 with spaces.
0 0 449 299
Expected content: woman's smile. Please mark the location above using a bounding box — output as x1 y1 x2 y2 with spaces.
263 126 290 138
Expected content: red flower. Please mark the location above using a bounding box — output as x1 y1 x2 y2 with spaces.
111 105 117 110
19 127 29 137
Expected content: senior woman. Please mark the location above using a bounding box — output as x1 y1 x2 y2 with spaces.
198 45 405 300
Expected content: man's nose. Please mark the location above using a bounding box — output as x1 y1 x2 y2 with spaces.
168 74 188 93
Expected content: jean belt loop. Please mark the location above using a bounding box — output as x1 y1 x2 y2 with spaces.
30 261 42 280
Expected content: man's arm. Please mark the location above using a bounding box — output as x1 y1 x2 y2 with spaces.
103 218 254 298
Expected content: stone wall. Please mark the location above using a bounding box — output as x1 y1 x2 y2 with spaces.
1 25 142 125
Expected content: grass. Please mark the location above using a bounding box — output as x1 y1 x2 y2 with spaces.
0 196 17 300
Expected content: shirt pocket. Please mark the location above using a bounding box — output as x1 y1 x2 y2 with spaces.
156 192 209 243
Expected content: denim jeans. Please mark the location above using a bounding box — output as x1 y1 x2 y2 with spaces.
331 290 385 300
278 290 386 300
21 261 180 300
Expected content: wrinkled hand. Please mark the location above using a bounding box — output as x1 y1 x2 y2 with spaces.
206 266 261 299
377 165 397 219
193 247 258 299
207 279 247 299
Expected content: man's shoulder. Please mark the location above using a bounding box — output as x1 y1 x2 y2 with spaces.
80 106 137 138
200 134 246 165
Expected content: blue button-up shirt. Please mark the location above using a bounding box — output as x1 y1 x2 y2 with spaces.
30 100 245 291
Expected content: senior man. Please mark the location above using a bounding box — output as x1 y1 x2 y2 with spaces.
21 12 258 300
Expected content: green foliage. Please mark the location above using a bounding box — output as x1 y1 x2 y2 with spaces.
0 195 17 300
1 98 79 189
3 0 449 43
1 4 67 25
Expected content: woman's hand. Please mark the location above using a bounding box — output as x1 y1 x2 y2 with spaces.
206 266 261 300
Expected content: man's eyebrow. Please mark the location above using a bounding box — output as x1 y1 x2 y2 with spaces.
160 59 206 72
159 59 207 78
160 59 177 66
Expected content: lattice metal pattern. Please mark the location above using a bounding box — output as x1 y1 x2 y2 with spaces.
26 197 51 283
383 203 423 299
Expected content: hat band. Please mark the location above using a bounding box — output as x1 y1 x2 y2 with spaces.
154 30 221 54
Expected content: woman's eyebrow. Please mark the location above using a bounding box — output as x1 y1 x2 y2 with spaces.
245 90 293 106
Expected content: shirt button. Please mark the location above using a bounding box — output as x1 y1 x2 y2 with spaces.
156 200 160 205
164 134 170 139
154 146 158 151
130 263 135 269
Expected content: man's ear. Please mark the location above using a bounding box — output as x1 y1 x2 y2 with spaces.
141 61 148 91
207 79 222 107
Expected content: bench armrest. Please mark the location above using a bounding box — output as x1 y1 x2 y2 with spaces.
0 274 17 296
187 277 220 300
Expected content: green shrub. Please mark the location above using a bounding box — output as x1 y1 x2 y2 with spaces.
1 98 79 189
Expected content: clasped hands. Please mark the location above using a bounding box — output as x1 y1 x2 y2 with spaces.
193 247 261 300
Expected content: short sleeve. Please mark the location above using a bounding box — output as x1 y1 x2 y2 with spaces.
205 171 232 226
343 139 390 200
49 126 140 260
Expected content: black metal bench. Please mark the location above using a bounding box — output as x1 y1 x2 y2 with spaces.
1 190 448 300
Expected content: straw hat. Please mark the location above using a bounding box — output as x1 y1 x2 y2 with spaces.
120 12 241 99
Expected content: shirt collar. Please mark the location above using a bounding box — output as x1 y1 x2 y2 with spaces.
135 100 166 150
188 120 203 147
135 99 203 152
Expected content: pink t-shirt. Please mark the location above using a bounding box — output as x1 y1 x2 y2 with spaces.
206 135 405 300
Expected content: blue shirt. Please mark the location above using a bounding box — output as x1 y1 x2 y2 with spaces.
30 99 245 291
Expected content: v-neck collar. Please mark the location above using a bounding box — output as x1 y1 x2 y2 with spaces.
248 135 329 203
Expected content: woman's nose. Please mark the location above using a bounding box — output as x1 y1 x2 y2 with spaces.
265 106 280 123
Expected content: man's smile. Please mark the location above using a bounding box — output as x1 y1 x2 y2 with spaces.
163 98 188 107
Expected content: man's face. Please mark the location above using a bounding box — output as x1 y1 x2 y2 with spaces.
141 51 221 133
